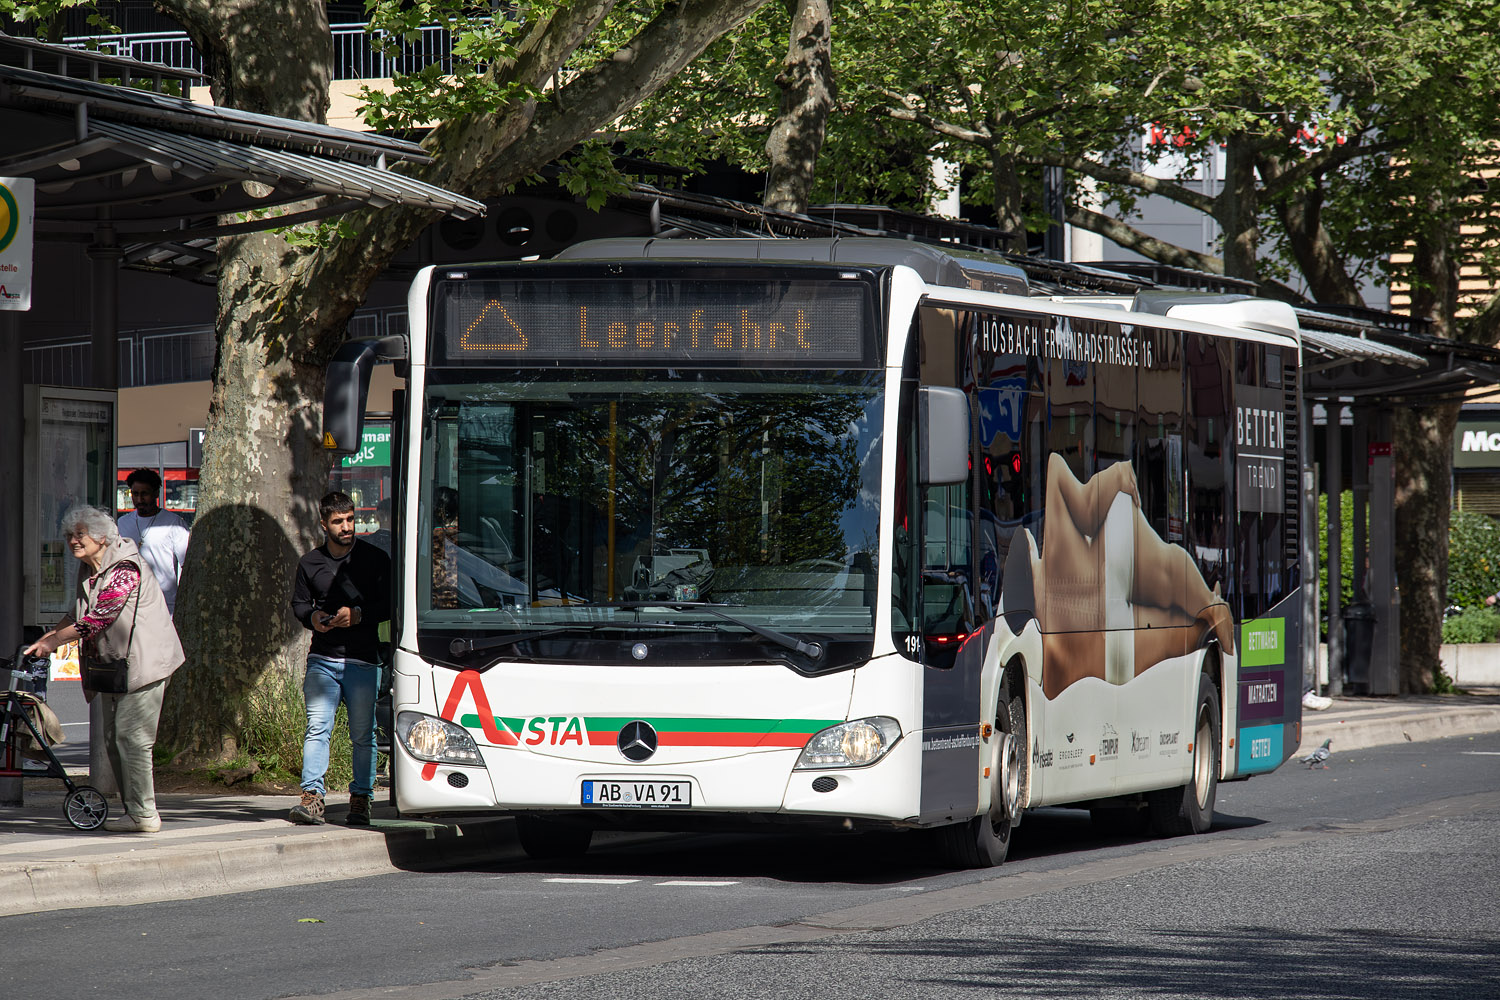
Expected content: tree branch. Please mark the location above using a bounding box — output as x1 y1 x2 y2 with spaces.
507 0 618 91
880 94 992 147
1258 132 1400 200
1042 151 1216 215
1066 204 1222 272
477 0 772 194
150 0 218 34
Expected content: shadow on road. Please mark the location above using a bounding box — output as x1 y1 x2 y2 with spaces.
417 804 1271 886
727 926 1500 1000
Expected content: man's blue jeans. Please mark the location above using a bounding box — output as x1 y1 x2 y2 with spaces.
301 654 378 797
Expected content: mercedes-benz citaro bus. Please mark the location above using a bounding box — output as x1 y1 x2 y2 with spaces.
321 238 1305 867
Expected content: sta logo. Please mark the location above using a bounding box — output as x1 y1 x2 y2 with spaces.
522 716 586 746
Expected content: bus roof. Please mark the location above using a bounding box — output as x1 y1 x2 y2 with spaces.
1129 291 1302 338
553 237 1030 296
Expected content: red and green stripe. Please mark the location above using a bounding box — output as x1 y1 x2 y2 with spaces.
456 713 841 749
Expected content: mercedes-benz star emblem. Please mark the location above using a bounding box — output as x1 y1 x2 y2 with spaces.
631 642 648 660
617 721 658 762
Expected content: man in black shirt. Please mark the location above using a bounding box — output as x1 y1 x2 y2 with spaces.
288 491 391 826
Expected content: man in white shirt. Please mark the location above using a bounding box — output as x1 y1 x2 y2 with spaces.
117 468 191 615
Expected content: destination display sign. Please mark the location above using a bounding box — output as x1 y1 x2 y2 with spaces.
431 276 874 367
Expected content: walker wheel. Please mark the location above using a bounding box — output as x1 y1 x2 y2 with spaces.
65 785 109 831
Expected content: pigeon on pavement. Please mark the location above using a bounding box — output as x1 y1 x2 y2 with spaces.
1301 738 1332 769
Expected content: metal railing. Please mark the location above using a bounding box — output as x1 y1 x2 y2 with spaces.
25 336 133 388
141 328 215 385
63 22 458 82
27 308 410 389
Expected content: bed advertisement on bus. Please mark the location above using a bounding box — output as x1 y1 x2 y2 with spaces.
970 305 1300 795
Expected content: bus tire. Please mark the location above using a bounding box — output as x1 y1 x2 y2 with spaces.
515 816 593 860
1147 672 1220 837
935 681 1025 868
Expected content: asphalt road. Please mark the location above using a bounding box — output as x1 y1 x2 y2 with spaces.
5 732 1499 1000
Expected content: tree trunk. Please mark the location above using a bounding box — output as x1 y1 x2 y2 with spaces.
1261 153 1364 306
1218 134 1260 283
763 0 833 214
161 232 340 759
991 147 1026 252
157 1 332 119
1394 403 1457 693
155 2 338 760
1395 193 1460 693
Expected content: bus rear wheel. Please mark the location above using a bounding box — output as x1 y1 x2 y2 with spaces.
515 816 593 860
1148 672 1220 836
935 684 1025 868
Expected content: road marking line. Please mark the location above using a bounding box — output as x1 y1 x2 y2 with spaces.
1459 751 1500 756
543 877 640 884
655 880 740 886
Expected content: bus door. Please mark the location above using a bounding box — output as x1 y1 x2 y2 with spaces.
903 306 987 825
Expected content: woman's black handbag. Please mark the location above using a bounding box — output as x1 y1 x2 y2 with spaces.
82 653 130 694
80 584 139 695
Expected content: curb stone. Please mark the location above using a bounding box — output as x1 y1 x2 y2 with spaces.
0 812 521 917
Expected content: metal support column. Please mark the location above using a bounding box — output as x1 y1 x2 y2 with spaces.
1302 395 1319 698
0 313 22 807
1326 401 1343 697
1368 407 1399 694
89 221 119 390
1349 406 1371 694
87 221 120 796
1351 408 1369 605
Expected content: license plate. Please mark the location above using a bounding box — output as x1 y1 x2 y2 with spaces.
580 779 691 809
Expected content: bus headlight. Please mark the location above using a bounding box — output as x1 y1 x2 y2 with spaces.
396 711 485 765
794 717 902 769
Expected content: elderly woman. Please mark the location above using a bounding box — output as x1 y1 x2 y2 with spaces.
25 504 184 833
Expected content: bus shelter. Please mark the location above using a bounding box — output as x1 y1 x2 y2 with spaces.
0 35 482 803
1299 309 1500 695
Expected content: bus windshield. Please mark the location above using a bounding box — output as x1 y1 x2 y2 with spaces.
417 369 884 654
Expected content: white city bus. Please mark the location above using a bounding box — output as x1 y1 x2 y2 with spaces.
324 238 1305 866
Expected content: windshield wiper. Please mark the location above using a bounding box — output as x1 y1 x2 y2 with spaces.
588 601 824 661
447 619 711 659
449 626 588 658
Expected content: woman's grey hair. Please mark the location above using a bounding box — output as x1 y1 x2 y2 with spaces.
61 504 119 545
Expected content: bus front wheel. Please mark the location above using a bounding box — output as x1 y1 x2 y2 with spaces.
934 683 1025 868
1148 672 1220 836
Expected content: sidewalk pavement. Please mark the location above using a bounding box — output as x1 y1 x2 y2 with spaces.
4 692 1500 919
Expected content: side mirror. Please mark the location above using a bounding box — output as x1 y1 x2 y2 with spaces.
322 335 407 454
919 385 970 485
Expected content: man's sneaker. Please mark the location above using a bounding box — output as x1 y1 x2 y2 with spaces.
288 790 325 825
347 793 373 827
1302 691 1334 711
104 812 161 833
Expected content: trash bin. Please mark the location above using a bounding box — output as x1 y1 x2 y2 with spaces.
1342 602 1376 694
